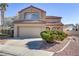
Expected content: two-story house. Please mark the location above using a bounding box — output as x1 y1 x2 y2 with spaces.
14 5 63 38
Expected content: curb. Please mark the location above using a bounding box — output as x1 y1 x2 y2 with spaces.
53 37 72 55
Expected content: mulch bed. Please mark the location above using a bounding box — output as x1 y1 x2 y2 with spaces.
40 37 70 52
54 36 79 56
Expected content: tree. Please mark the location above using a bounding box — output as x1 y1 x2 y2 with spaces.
0 3 8 33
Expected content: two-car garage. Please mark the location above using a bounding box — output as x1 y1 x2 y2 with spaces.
14 23 45 38
19 27 43 38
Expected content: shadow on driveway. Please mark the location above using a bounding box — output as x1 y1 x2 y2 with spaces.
26 40 60 50
26 40 44 50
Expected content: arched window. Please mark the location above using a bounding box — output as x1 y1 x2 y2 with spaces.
52 27 56 30
46 27 50 30
25 12 40 20
57 27 60 30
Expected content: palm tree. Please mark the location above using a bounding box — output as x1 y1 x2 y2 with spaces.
0 3 8 33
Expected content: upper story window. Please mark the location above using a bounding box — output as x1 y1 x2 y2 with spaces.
24 12 40 20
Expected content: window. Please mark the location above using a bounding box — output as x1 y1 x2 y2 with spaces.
24 13 40 20
52 27 56 30
46 27 50 30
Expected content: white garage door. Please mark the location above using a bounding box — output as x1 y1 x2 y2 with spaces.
19 27 42 38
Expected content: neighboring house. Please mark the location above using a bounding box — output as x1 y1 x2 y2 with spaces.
63 24 79 31
63 24 79 36
75 24 79 31
13 5 63 38
63 24 75 31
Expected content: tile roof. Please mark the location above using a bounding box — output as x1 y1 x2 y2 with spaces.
13 20 63 26
46 16 62 19
46 23 64 26
18 5 46 13
13 20 46 24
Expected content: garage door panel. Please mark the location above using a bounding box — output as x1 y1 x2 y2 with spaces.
19 27 42 38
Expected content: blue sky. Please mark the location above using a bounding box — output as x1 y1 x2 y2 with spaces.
5 3 79 24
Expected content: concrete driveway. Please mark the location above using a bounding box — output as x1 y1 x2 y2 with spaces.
0 38 54 56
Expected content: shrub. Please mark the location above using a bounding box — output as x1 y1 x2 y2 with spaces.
1 29 14 37
40 30 68 43
0 34 11 37
0 34 11 39
40 31 54 42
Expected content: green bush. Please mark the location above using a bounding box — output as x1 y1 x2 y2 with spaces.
0 34 11 37
40 30 68 43
40 31 54 43
1 29 14 37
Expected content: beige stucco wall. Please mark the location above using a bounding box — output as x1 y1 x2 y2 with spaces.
45 18 63 31
18 7 46 20
14 24 46 38
47 25 63 31
45 18 63 30
14 25 18 37
14 6 63 38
